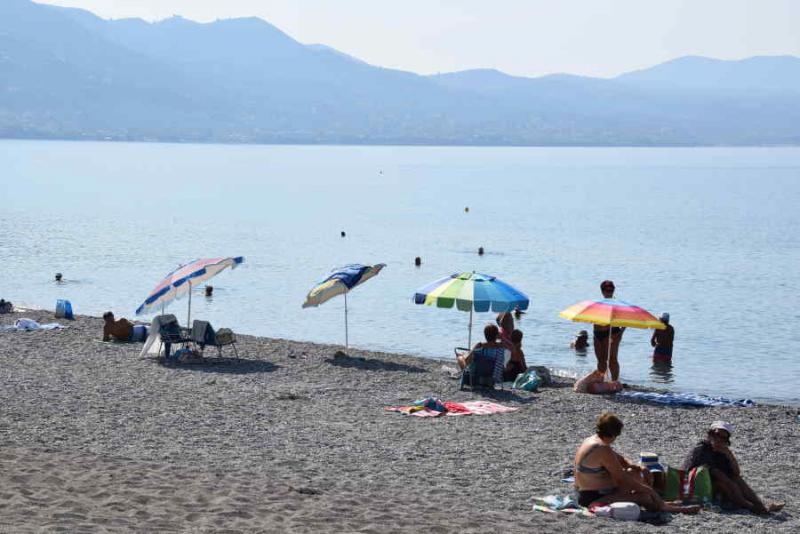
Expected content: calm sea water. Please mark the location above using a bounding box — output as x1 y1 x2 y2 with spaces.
2 141 799 404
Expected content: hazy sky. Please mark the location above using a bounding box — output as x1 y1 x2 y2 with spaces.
38 0 800 78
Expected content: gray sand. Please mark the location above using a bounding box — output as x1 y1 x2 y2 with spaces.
1 311 797 533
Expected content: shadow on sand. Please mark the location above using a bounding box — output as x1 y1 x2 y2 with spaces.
158 356 279 375
325 352 427 374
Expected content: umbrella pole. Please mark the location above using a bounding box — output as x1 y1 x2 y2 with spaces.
187 280 192 328
344 290 349 350
468 306 473 348
606 323 612 382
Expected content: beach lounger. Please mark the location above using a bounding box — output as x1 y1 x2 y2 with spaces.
457 347 503 391
191 320 238 357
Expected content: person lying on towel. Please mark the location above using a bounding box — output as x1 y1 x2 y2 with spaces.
102 311 147 342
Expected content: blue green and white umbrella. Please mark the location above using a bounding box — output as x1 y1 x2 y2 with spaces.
413 271 529 347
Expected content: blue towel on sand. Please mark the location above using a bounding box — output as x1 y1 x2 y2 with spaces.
617 391 755 407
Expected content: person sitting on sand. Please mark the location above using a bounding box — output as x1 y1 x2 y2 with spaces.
503 329 527 381
651 313 674 362
571 330 590 351
575 412 701 514
594 280 625 380
683 421 784 515
102 312 134 342
456 323 506 382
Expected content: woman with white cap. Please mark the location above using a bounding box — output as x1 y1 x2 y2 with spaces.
683 421 784 514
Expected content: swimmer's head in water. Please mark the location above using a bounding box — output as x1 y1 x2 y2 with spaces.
600 279 615 297
55 273 63 282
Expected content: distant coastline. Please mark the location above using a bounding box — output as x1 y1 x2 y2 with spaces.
2 1 799 147
2 136 799 149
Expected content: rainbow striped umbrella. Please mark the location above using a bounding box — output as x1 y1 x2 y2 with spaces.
559 298 665 378
302 263 385 349
135 256 244 325
559 298 665 330
413 272 529 347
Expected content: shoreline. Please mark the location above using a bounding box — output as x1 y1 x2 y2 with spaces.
1 310 797 532
8 306 795 408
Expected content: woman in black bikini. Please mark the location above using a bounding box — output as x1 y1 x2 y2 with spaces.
575 412 700 514
594 280 625 380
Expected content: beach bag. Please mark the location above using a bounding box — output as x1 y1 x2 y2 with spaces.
683 466 713 503
512 370 541 391
591 502 641 521
529 366 552 386
55 299 74 320
215 328 234 345
413 397 446 412
662 466 683 500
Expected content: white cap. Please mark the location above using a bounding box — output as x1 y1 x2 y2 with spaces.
710 420 733 435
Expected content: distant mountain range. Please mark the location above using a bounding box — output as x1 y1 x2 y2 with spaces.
2 0 800 145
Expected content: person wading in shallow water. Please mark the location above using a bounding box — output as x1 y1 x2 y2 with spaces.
571 330 590 351
593 280 625 380
651 313 674 362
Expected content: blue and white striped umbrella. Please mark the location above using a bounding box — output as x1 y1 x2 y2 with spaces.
302 263 385 349
413 271 529 346
136 256 244 325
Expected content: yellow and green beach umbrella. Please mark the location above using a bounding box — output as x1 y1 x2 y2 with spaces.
413 272 529 347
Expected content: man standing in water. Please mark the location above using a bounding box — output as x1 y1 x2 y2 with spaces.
594 280 625 380
651 313 674 362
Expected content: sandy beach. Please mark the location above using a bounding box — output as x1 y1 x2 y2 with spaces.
1 310 798 533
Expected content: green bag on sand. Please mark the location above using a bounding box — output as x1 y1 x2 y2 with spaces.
512 370 541 391
683 466 713 503
662 466 683 501
661 466 713 502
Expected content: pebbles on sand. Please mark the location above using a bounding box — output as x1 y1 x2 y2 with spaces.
1 311 797 533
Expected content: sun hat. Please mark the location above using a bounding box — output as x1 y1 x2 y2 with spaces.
710 421 733 436
639 452 664 473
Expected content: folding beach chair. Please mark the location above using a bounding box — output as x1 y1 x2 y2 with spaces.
457 347 503 391
191 320 238 357
150 314 191 358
